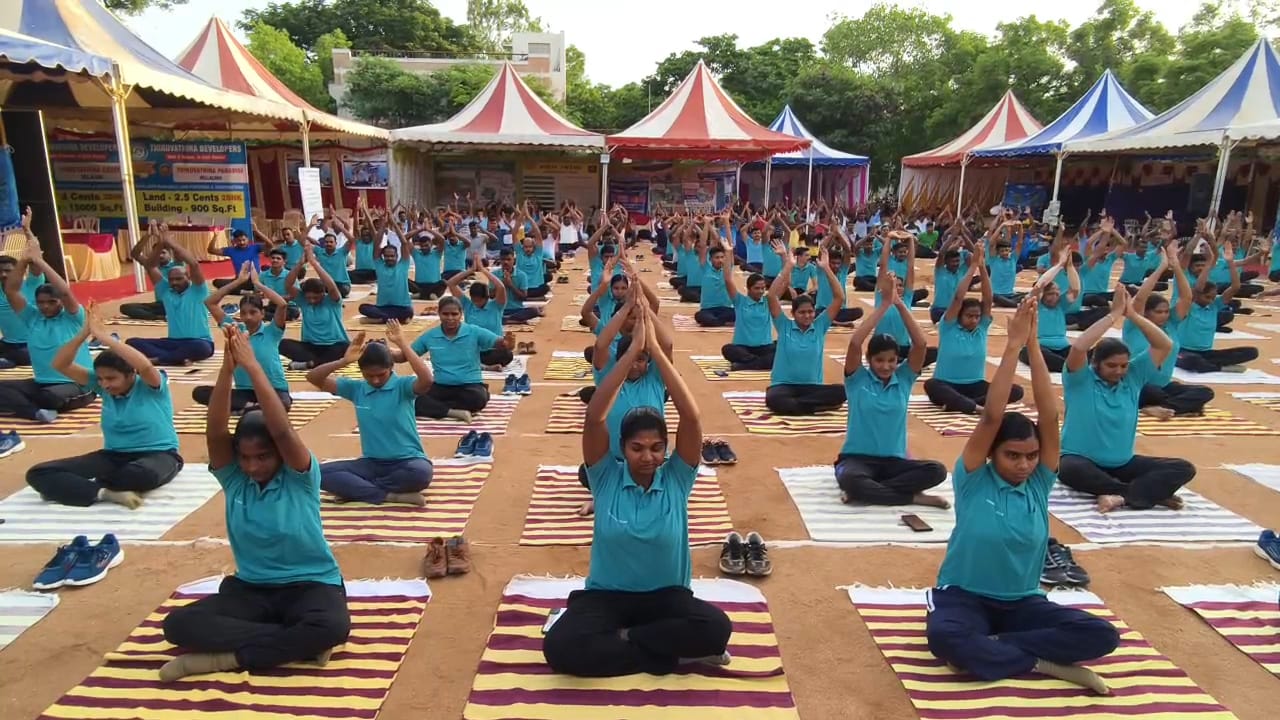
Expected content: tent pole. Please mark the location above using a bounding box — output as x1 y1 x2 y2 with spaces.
301 119 312 167
1207 137 1237 220
1050 151 1067 203
734 162 741 204
955 155 969 217
108 66 146 294
599 151 610 210
763 157 772 208
805 148 814 214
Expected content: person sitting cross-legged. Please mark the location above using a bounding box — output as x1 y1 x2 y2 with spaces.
124 230 216 366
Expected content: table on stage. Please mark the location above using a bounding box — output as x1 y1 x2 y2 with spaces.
116 225 228 262
62 231 122 281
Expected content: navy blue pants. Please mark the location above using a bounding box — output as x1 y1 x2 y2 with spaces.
925 586 1119 680
319 456 433 504
694 306 735 327
504 307 541 324
358 304 415 322
125 337 215 366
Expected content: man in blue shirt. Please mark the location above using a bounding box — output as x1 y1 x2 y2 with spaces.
357 231 415 323
693 243 735 327
720 272 775 371
210 228 269 294
492 248 543 325
120 221 185 320
409 232 445 300
312 231 353 298
0 254 44 368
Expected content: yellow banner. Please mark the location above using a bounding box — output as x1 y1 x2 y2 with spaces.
56 189 247 217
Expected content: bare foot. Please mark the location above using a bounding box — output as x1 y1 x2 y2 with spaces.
385 492 426 507
1035 659 1110 694
913 492 951 509
1096 495 1125 513
100 489 143 509
1141 406 1175 420
445 409 474 423
576 500 595 516
1157 495 1184 510
840 491 851 504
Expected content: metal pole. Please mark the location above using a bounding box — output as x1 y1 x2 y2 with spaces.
108 66 146 293
1207 137 1236 219
599 152 610 210
955 155 969 217
805 147 814 212
301 120 312 167
1050 151 1067 203
763 156 772 207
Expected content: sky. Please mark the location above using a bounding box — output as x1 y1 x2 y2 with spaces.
131 0 1210 87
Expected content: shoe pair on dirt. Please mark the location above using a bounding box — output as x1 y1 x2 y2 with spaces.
700 438 738 465
1040 538 1090 587
423 536 471 579
719 532 772 577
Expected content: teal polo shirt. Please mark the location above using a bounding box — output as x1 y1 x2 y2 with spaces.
1179 298 1221 352
259 268 295 298
278 240 305 269
1036 253 1069 296
791 263 818 293
300 296 348 346
732 294 772 346
936 459 1053 600
699 265 732 309
888 256 909 284
491 268 530 310
932 266 967 308
1037 300 1069 351
516 247 546 281
374 261 411 307
770 313 832 386
874 290 908 344
597 293 620 325
336 374 424 460
854 249 878 278
840 364 914 457
1062 352 1157 467
1123 317 1179 386
0 273 44 344
413 247 443 284
317 246 351 284
354 240 376 271
227 321 288 391
1120 252 1149 285
816 264 850 309
157 280 212 341
443 239 467 272
607 363 667 459
683 249 704 286
762 246 785 278
90 370 178 452
22 306 92 385
214 454 342 586
585 453 698 592
411 324 499 385
988 256 1018 295
1081 252 1118 294
461 297 503 336
935 316 991 384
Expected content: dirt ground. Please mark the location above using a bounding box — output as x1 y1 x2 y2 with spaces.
2 249 1280 719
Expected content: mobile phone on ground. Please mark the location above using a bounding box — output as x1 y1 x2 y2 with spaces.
542 608 564 634
901 514 932 532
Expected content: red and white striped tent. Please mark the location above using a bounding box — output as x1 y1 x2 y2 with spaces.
175 17 385 140
389 62 603 150
607 60 810 160
898 90 1042 211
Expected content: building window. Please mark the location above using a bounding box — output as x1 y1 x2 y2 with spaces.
528 42 551 56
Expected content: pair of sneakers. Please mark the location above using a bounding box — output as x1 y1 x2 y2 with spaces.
1255 530 1280 569
700 439 738 465
1040 538 1090 587
33 534 124 590
0 429 25 459
719 532 772 577
422 536 471 579
502 374 533 395
456 430 494 458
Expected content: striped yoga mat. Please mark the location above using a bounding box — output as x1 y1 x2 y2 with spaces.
173 395 337 434
320 458 492 542
1234 391 1280 414
0 366 33 380
348 316 431 332
1048 484 1260 544
907 396 1038 437
1164 585 1280 677
281 359 362 384
543 351 593 380
1 402 102 436
690 355 771 381
462 577 799 720
399 394 519 437
829 355 935 380
481 355 529 382
724 391 846 436
777 466 955 543
1224 463 1280 493
546 394 679 434
519 465 732 546
848 587 1236 720
0 466 221 542
1136 407 1279 437
673 314 731 332
504 323 535 333
160 355 225 384
36 576 429 720
0 590 59 651
560 316 591 332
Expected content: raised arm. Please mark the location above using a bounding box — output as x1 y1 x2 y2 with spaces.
1066 286 1126 372
1220 241 1242 304
205 264 252 324
52 315 95 387
249 266 290 329
1132 245 1173 315
583 309 648 466
766 241 793 319
307 333 365 394
446 267 475 299
944 251 981 322
898 283 929 374
816 246 846 321
843 273 894 376
226 325 309 471
642 304 700 466
593 289 638 371
1124 290 1174 369
26 244 79 314
84 305 163 388
964 299 1037 472
477 260 506 306
163 228 205 285
205 329 236 470
307 249 342 302
386 321 433 394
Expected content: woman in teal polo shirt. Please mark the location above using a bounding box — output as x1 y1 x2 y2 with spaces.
447 261 513 368
395 297 503 423
719 272 776 371
310 324 434 505
1023 248 1080 373
1175 240 1259 373
160 325 349 681
835 273 947 508
280 249 350 371
543 304 731 677
1057 286 1194 513
195 263 293 412
764 242 847 415
926 299 1119 694
1129 244 1212 417
28 307 183 508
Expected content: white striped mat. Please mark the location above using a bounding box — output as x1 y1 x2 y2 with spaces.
1225 463 1280 494
0 590 58 650
1048 484 1259 544
0 466 221 543
777 466 955 543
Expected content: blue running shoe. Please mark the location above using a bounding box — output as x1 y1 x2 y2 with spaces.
221 303 239 316
33 536 90 590
0 358 14 369
64 534 124 587
473 432 494 458
455 430 478 458
516 374 532 395
1255 530 1280 570
502 374 517 395
0 430 25 459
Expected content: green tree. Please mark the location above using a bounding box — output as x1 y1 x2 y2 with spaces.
788 62 900 183
104 0 186 13
314 29 352 89
342 56 447 126
1148 1 1266 109
1064 0 1175 104
242 0 479 54
466 0 542 52
245 21 331 111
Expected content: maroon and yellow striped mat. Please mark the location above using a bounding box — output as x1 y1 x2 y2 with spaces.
1135 407 1279 437
723 391 846 436
546 394 679 434
281 361 362 385
2 402 101 436
1164 585 1280 678
519 464 732 546
320 458 492 542
848 587 1235 720
560 316 592 333
672 314 732 333
173 396 336 434
690 355 772 381
462 577 799 720
544 351 594 380
37 576 429 720
907 397 1039 437
391 394 520 437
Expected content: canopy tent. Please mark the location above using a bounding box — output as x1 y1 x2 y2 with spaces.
0 27 111 79
970 70 1154 205
176 17 386 148
742 104 869 207
898 90 1041 212
1065 39 1280 217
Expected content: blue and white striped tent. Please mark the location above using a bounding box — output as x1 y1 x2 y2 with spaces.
760 105 869 167
972 70 1153 158
0 26 111 80
1065 39 1280 153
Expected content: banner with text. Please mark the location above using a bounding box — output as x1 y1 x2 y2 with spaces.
50 140 251 235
